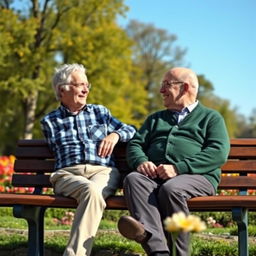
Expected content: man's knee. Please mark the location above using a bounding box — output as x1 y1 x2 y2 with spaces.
123 172 143 188
78 182 105 205
158 180 182 199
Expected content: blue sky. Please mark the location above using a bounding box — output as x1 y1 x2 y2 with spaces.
119 0 256 118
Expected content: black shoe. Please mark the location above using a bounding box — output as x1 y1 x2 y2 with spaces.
118 216 148 243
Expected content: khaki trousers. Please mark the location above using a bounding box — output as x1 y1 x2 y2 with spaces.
50 164 120 256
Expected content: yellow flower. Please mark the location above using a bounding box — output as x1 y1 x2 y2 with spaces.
188 215 206 232
164 212 206 233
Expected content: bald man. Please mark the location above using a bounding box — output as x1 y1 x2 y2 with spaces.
118 67 230 256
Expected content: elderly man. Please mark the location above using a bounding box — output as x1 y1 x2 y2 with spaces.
118 67 230 256
41 63 136 256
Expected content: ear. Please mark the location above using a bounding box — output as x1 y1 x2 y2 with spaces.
59 87 65 98
182 82 189 93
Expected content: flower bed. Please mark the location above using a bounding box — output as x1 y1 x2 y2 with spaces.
219 173 256 195
0 155 52 194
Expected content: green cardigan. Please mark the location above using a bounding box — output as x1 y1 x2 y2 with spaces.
127 103 230 192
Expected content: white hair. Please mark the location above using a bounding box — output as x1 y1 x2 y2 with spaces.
52 63 86 100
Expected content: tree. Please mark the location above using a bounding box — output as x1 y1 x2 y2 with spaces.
126 19 187 112
124 20 251 138
197 74 240 138
0 0 147 154
237 108 256 138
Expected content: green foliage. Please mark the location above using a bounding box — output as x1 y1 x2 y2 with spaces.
98 219 117 230
199 93 239 138
1 207 256 255
0 0 148 154
1 231 256 256
230 225 256 237
237 109 256 138
197 75 240 138
195 212 234 227
126 19 187 113
102 209 129 222
0 0 253 156
44 234 68 253
192 237 238 256
0 215 27 229
0 207 12 217
0 233 27 250
92 232 144 255
45 208 74 219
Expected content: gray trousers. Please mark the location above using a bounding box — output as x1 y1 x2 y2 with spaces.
123 172 215 256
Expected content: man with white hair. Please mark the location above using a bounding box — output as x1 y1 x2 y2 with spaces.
118 67 230 256
41 63 136 256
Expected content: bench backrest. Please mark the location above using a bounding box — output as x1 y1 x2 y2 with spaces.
12 139 256 195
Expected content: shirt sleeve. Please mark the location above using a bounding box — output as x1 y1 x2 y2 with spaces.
103 106 136 142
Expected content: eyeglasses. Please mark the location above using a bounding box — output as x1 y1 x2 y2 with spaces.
70 82 91 89
160 81 184 90
60 82 92 89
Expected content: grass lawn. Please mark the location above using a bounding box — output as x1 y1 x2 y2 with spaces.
0 207 256 256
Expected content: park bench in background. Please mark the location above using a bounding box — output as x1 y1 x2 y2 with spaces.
0 138 256 256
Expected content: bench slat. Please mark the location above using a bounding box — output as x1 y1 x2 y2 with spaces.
12 174 51 188
17 138 256 146
15 146 256 159
1 193 256 211
15 139 256 162
219 176 256 189
15 147 128 162
230 138 256 146
14 159 256 174
15 147 53 159
14 159 130 173
222 160 256 172
11 174 256 190
228 147 256 159
15 145 256 160
14 159 55 172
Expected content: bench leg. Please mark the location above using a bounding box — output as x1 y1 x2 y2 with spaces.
232 207 249 256
13 205 46 256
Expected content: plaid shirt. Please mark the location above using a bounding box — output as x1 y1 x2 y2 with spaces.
41 104 136 170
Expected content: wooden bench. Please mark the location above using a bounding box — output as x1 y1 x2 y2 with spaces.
0 138 256 256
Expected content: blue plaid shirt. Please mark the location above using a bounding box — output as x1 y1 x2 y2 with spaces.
41 104 136 170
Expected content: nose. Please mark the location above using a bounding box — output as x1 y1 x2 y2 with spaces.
82 88 88 94
160 86 166 93
81 86 89 93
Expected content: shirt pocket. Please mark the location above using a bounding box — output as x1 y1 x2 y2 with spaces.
87 124 107 141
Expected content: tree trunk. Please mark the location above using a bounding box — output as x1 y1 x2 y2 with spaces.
23 91 38 139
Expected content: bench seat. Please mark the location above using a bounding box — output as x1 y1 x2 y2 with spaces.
0 138 256 256
1 193 256 211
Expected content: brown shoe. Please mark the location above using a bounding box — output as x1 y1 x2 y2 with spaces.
118 216 148 243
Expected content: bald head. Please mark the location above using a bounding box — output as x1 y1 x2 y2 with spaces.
160 67 199 111
167 67 199 93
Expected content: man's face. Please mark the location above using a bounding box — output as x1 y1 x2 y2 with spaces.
159 72 184 111
60 70 89 112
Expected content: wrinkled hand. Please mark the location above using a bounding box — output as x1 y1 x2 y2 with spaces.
98 133 119 157
137 161 157 178
156 164 177 180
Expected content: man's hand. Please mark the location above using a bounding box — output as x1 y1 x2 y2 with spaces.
156 164 178 180
98 133 119 157
137 161 157 178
